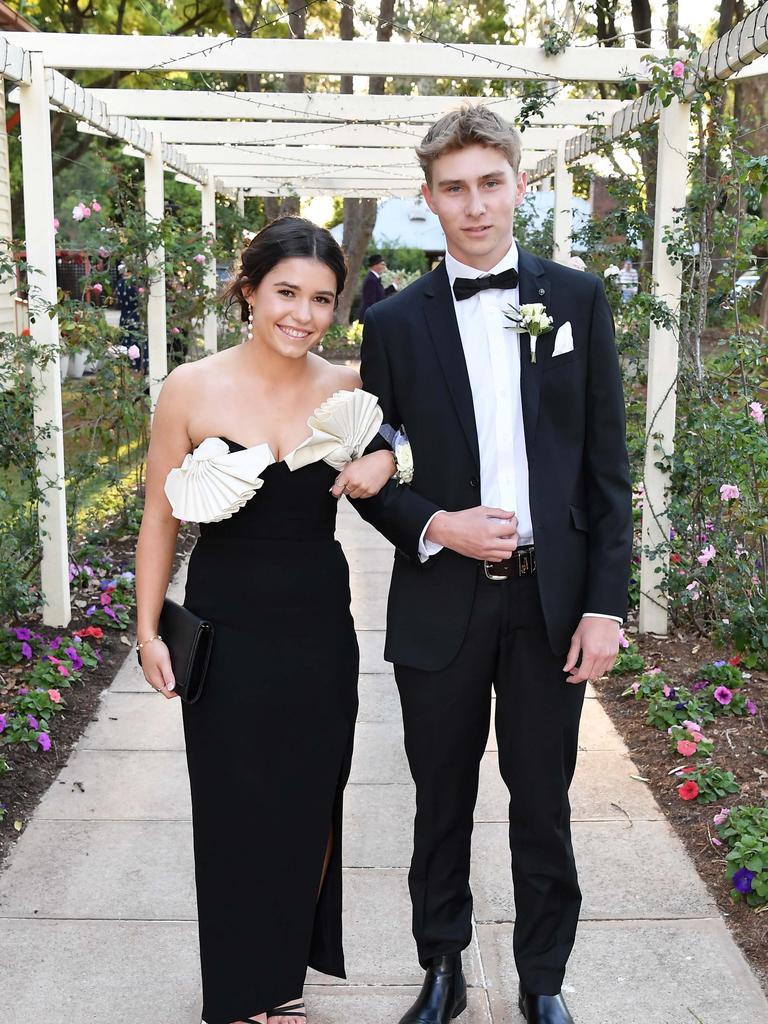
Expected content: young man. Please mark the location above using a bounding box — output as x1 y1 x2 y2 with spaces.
341 106 633 1024
358 252 388 321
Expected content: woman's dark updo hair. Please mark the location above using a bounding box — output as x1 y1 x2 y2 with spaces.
224 216 347 322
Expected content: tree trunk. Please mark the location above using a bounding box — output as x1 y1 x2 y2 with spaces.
666 0 680 49
263 196 300 220
224 0 264 92
369 0 395 97
339 0 354 95
630 0 656 284
284 0 307 94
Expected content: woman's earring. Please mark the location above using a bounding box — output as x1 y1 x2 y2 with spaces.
247 305 254 342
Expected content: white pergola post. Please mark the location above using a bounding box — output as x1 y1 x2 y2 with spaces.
639 97 691 635
236 189 245 217
144 133 167 411
552 141 573 264
18 52 71 626
201 176 217 355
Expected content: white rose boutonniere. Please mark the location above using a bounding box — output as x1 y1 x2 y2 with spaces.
503 302 554 363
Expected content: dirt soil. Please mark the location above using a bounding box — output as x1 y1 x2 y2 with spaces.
0 526 197 868
593 628 768 994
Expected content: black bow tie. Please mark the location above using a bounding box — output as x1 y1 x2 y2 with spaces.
452 267 519 301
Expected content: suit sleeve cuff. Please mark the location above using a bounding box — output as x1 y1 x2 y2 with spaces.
417 511 445 563
582 612 623 625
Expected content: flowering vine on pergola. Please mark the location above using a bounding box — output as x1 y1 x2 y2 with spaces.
1 4 767 632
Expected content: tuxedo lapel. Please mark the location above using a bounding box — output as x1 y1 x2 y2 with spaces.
422 262 480 470
516 247 550 449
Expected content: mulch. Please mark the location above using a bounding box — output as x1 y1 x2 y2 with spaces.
593 627 768 993
0 526 197 868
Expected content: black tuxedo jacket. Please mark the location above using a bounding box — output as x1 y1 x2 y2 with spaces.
352 247 633 672
358 270 387 321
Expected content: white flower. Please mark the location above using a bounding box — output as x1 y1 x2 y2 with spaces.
394 441 414 485
72 204 85 222
604 265 621 278
503 302 554 363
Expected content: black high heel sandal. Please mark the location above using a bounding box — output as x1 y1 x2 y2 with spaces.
266 1001 307 1020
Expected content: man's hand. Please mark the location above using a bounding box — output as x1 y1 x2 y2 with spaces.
426 507 518 562
563 617 620 684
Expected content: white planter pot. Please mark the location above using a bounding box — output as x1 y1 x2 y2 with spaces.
58 353 70 381
69 350 88 378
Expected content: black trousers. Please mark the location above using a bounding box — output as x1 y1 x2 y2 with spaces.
394 569 586 996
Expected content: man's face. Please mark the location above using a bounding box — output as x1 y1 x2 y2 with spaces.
372 260 386 274
421 144 527 272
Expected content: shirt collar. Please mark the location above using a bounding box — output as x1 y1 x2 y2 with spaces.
444 239 519 286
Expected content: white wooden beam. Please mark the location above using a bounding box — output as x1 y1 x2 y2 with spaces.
144 135 167 413
639 98 691 636
3 34 666 82
93 119 582 149
46 68 153 155
87 90 628 125
0 34 32 85
200 178 217 355
205 177 420 197
551 141 573 264
18 52 71 626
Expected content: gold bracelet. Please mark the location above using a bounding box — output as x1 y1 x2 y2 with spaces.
135 634 162 654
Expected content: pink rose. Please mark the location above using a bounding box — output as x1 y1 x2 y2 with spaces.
672 60 685 78
171 327 180 335
91 200 102 212
719 483 740 501
697 544 716 566
127 344 141 360
194 253 206 265
92 282 103 294
749 401 765 425
686 581 701 601
98 246 109 259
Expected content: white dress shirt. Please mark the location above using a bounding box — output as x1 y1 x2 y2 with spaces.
417 240 620 625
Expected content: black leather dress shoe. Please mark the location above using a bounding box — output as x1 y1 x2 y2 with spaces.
518 984 574 1024
397 953 467 1024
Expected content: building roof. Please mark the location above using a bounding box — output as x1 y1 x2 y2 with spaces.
0 2 37 31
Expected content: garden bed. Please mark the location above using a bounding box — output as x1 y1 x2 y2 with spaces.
594 627 768 992
0 525 197 868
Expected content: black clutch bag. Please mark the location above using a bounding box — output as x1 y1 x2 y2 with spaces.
138 598 214 703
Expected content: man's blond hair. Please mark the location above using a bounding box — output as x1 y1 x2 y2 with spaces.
415 105 522 187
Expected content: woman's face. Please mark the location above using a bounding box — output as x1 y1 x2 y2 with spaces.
246 257 338 359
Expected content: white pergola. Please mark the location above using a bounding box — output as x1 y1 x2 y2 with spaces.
2 5 767 630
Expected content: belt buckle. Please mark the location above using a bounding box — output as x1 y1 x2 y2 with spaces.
484 560 509 582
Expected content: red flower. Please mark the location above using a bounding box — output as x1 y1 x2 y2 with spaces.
670 553 681 564
728 655 741 666
677 740 698 757
73 626 103 639
677 780 699 801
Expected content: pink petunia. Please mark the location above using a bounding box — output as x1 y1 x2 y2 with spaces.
672 60 685 78
697 544 716 566
47 689 62 703
100 592 112 606
746 698 757 716
719 483 740 501
714 686 733 706
618 628 630 649
677 739 698 757
57 665 70 678
710 836 723 847
713 807 731 826
749 401 764 425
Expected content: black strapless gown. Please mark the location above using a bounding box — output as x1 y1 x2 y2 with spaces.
181 443 359 1023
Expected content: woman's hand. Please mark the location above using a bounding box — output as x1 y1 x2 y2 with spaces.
331 450 396 499
139 638 178 700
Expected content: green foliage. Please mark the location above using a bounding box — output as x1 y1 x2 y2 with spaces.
645 687 715 731
717 805 768 908
611 644 645 675
681 765 741 804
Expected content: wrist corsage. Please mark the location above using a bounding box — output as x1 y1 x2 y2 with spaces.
380 424 414 485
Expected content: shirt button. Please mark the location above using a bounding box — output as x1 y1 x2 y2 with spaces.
470 477 480 488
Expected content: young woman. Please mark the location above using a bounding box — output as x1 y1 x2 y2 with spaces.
135 217 395 1024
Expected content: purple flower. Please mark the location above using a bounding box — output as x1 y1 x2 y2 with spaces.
37 731 51 752
26 714 39 730
85 605 96 617
0 713 6 733
104 605 117 620
720 483 740 501
17 687 28 696
20 642 32 659
674 702 687 711
63 646 78 660
48 637 61 650
13 627 31 641
713 808 731 826
72 635 82 644
732 867 755 894
691 679 709 692
714 686 733 706
713 660 726 667
746 699 757 716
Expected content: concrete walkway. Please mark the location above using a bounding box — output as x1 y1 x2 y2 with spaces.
1 502 767 1024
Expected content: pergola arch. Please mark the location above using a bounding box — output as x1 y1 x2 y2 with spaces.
2 5 767 628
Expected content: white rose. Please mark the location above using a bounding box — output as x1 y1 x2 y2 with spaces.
604 265 621 278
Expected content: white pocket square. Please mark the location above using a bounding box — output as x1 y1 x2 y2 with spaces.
552 321 574 357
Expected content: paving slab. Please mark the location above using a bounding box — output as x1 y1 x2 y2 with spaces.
478 919 768 1024
79 690 185 750
309 867 484 988
349 721 411 784
357 629 390 671
474 749 661 823
470 820 716 924
350 571 394 628
344 783 414 868
304 984 492 1023
0 819 196 920
35 748 192 821
357 672 400 723
0 919 202 1024
343 546 396 573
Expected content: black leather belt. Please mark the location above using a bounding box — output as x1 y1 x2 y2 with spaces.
482 546 536 581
